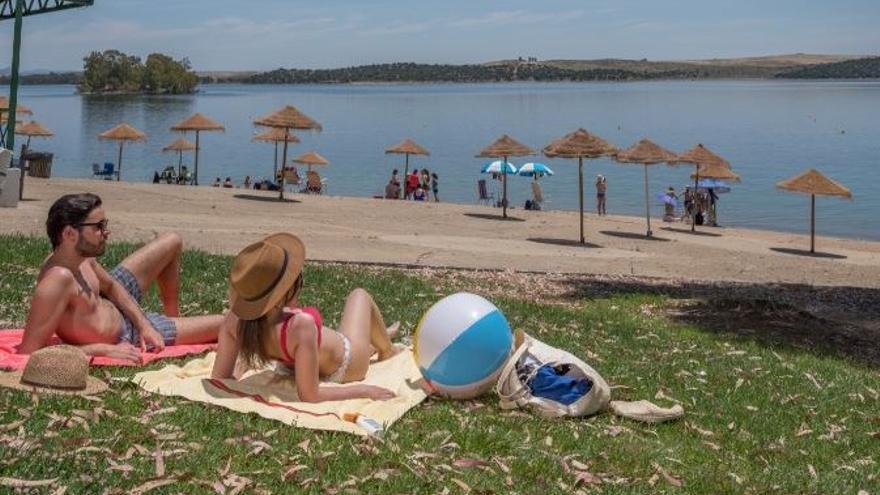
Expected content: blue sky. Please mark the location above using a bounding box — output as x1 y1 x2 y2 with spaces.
2 0 878 71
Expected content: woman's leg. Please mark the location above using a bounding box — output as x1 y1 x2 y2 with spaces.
337 288 396 381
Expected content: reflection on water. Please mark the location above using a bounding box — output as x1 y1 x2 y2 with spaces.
8 81 880 240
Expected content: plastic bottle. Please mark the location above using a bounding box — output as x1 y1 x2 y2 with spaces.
343 412 384 438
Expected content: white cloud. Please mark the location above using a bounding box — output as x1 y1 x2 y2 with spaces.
448 9 584 28
358 20 437 37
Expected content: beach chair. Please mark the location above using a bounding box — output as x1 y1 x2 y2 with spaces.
477 179 495 206
304 170 323 194
93 162 118 180
282 167 301 186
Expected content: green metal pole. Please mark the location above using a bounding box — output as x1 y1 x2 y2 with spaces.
8 0 24 198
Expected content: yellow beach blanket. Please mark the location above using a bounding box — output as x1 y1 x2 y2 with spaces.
134 350 427 436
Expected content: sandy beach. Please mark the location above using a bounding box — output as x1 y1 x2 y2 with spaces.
2 177 879 289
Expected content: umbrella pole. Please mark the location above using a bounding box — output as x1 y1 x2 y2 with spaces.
810 194 815 253
502 156 508 218
644 164 652 237
579 157 584 244
193 131 200 186
402 153 409 199
177 150 183 179
691 170 699 232
117 141 123 182
273 141 279 180
279 128 289 200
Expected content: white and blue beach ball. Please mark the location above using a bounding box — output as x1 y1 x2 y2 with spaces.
413 292 513 399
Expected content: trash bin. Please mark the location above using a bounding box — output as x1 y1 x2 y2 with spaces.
24 151 54 178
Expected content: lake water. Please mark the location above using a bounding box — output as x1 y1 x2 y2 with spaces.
5 81 880 240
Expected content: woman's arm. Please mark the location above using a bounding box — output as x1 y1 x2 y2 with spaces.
211 313 243 379
290 316 394 403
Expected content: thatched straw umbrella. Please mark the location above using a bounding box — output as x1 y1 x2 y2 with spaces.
162 138 196 178
0 97 32 123
543 128 617 243
0 98 32 147
386 139 430 199
98 123 146 181
674 143 730 232
689 162 741 182
0 97 31 111
476 135 534 219
253 128 301 180
254 105 322 200
614 139 678 237
776 169 852 253
170 113 225 186
14 120 53 148
292 150 329 172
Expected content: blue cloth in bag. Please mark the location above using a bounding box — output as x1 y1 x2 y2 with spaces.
527 364 592 406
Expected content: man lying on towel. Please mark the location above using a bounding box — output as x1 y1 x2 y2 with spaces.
19 193 222 363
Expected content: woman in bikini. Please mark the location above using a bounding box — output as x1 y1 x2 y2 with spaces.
211 233 400 402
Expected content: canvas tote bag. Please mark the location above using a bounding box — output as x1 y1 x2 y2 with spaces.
494 332 611 418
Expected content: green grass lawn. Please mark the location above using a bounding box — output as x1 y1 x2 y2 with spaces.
0 234 877 494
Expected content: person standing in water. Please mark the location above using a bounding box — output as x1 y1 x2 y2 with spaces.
595 175 607 216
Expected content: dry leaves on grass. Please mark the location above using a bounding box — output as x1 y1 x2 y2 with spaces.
130 477 177 495
0 477 57 488
651 462 683 487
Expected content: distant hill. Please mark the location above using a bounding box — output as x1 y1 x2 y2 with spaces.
0 71 81 85
775 56 880 79
237 54 873 84
5 54 878 86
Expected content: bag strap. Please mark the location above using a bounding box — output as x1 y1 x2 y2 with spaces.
493 340 532 399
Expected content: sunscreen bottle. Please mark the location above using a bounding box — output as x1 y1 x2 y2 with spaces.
343 412 384 438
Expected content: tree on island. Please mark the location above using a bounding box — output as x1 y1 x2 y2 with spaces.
78 49 198 94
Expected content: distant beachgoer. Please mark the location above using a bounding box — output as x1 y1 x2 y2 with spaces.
406 170 420 200
413 187 426 201
212 177 221 188
384 179 400 199
664 186 678 221
152 171 161 184
391 168 400 187
223 177 234 189
243 175 252 189
431 173 439 202
421 169 431 201
595 175 607 216
707 188 719 226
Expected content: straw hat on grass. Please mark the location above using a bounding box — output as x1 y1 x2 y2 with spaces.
0 345 107 395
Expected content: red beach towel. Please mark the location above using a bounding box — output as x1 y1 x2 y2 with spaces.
0 329 216 370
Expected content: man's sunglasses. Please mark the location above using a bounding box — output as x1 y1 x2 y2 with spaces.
76 219 110 232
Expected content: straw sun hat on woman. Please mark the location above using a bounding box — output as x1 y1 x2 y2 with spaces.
228 232 306 320
0 345 108 395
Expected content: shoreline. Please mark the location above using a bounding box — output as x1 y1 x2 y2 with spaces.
2 177 879 289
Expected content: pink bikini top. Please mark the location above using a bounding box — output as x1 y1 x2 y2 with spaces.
278 306 323 364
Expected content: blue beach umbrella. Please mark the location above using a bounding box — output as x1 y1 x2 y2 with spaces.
481 160 518 175
697 178 732 193
517 162 554 178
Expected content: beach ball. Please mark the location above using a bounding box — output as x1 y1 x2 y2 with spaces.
414 292 513 399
